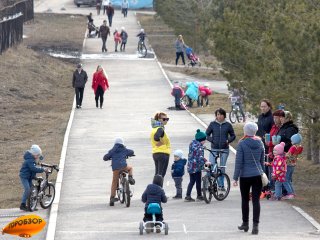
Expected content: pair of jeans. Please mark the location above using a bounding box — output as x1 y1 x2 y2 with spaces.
120 42 126 51
283 166 295 194
108 15 113 27
122 8 128 17
75 87 84 107
240 175 262 224
175 52 185 65
101 36 107 52
95 85 104 108
186 172 201 197
153 153 170 177
209 149 229 187
20 177 32 204
274 180 285 198
173 177 183 197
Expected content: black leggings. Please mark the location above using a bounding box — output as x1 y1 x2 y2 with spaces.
240 175 262 224
176 52 185 65
95 85 104 108
153 153 170 177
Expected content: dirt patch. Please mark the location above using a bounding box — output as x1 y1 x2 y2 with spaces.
0 13 85 208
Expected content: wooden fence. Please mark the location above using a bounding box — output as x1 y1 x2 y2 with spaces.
0 0 34 54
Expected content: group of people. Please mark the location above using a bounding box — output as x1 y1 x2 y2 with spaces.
171 81 212 110
96 0 129 18
72 63 109 109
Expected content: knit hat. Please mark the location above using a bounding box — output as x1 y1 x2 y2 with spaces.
114 137 124 145
195 129 206 142
291 133 302 145
274 142 285 155
173 149 183 159
29 145 42 156
153 174 163 187
243 122 258 136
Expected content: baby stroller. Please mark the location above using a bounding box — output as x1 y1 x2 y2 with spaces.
186 47 201 67
87 22 99 38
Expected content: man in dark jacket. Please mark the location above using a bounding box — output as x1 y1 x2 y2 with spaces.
99 20 110 52
278 111 299 152
142 175 167 233
106 2 114 27
72 63 88 109
19 145 47 211
206 108 235 189
103 137 135 206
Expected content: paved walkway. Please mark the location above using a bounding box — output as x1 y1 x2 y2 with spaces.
1 1 319 239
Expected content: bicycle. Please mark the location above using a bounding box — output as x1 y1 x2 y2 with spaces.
229 97 245 123
27 163 59 211
116 155 135 208
137 39 147 57
201 148 231 203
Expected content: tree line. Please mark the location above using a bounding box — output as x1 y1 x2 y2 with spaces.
154 0 320 164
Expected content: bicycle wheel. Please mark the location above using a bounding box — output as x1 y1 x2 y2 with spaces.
40 183 55 209
139 44 147 57
229 110 237 123
236 110 243 123
213 173 231 201
202 175 213 204
27 185 38 212
123 178 131 207
118 179 125 204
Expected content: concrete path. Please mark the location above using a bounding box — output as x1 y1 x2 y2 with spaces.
1 1 318 240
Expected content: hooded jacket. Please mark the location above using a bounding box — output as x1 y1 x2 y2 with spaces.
187 140 206 174
92 70 109 94
142 175 167 207
103 144 134 171
233 136 265 180
206 120 236 149
171 158 187 177
277 121 299 153
19 151 45 179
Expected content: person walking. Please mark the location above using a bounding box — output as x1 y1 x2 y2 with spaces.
150 112 171 178
233 122 265 235
120 27 128 52
91 65 109 109
121 0 129 17
102 0 109 15
175 35 186 65
99 20 110 52
106 2 114 27
72 63 88 109
113 28 121 52
96 0 101 15
206 108 236 189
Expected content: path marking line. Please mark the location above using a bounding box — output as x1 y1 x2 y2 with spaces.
183 224 187 234
292 206 320 232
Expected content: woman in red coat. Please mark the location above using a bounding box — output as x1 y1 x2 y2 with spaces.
92 65 109 109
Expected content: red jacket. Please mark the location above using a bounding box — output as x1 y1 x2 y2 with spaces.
92 71 109 94
199 86 212 96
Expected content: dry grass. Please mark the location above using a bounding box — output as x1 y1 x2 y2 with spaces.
0 13 85 208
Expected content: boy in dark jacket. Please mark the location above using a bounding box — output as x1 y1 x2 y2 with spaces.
19 145 47 211
103 137 135 206
142 175 167 233
171 149 187 199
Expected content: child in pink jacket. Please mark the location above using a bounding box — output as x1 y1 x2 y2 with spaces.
113 28 121 52
272 142 287 200
198 83 212 107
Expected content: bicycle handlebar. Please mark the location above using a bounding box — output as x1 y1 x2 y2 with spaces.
41 163 59 172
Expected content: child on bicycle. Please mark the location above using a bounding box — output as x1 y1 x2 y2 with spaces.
103 137 135 206
171 149 187 199
19 145 47 211
142 175 167 233
171 81 185 110
137 28 146 42
185 129 208 202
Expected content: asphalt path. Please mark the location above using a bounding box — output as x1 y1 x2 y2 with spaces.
0 1 319 240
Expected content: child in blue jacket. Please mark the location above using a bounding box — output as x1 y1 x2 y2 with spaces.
103 137 135 206
171 149 187 199
19 145 47 211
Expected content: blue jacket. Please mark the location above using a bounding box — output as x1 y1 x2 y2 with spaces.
233 137 265 181
188 140 206 174
206 120 236 149
185 82 199 101
171 158 187 177
19 151 45 179
103 144 134 171
142 184 167 207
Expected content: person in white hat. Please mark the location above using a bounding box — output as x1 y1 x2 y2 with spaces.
19 145 47 211
171 149 187 199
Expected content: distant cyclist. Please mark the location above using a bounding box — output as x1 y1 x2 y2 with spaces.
137 28 146 43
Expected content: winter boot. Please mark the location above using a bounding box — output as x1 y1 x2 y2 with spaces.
238 222 249 232
19 203 28 211
128 175 135 185
252 222 259 235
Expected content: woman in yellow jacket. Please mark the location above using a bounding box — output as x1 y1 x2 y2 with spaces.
150 112 171 177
